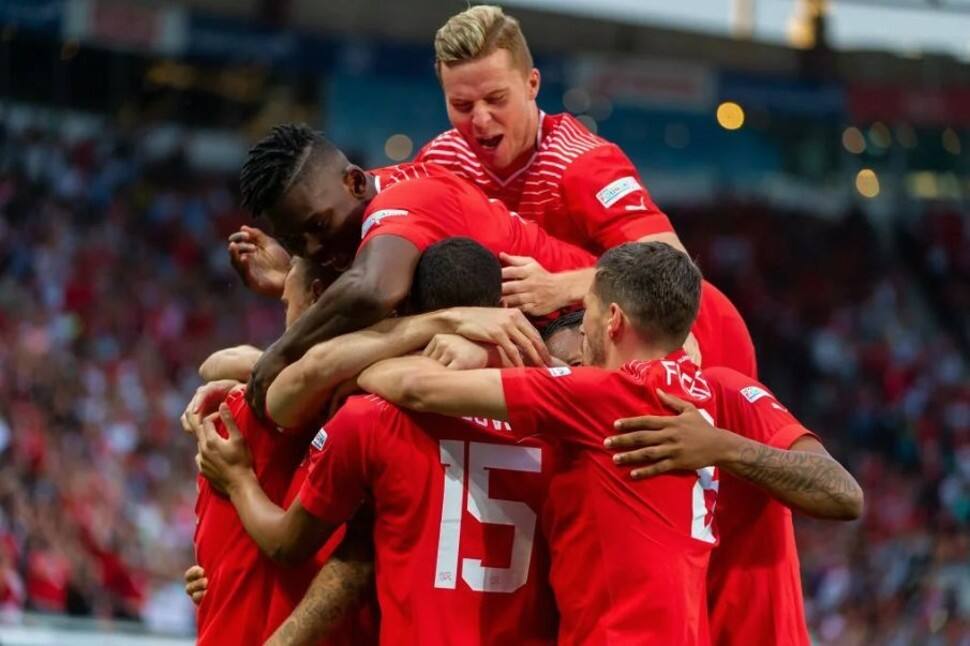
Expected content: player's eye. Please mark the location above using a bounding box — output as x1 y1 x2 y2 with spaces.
487 95 507 105
452 102 472 113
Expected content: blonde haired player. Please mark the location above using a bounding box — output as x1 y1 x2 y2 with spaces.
420 6 810 646
419 5 756 380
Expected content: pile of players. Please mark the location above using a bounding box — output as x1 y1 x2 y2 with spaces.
181 6 864 645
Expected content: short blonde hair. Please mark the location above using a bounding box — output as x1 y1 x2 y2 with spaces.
435 5 533 76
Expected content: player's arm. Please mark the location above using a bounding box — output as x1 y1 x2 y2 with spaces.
265 512 374 646
194 404 338 563
358 356 508 420
247 235 421 415
607 390 864 520
198 345 263 383
267 307 548 427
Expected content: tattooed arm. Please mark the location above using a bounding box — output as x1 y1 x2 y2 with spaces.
608 391 864 521
265 512 375 646
713 435 863 520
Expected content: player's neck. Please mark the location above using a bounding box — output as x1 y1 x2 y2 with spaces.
605 341 668 370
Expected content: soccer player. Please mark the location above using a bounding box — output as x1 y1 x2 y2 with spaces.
357 242 720 644
189 239 541 645
539 310 583 368
192 267 560 646
237 124 594 412
191 256 364 646
419 5 756 377
605 369 863 646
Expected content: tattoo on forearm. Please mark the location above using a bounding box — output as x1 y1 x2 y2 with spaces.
730 444 861 514
268 558 374 646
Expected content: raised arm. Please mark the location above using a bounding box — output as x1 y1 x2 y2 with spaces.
194 405 335 562
247 235 421 415
357 356 507 420
607 391 863 521
267 307 548 428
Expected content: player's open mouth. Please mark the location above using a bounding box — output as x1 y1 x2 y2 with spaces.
477 134 503 150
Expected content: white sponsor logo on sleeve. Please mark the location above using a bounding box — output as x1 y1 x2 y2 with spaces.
546 366 572 377
595 176 643 208
311 428 328 450
740 385 771 404
361 208 409 237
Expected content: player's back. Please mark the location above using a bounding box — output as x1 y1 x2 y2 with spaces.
194 389 312 646
304 394 558 646
365 162 595 275
500 352 719 645
699 366 812 646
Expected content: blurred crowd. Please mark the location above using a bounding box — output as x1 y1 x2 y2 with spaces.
0 122 967 642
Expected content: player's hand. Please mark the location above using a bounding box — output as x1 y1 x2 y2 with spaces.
423 334 490 370
246 344 289 419
500 253 572 317
196 403 254 493
181 379 242 435
605 390 733 479
228 225 290 298
442 306 550 367
184 565 207 605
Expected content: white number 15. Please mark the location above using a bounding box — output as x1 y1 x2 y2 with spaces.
434 440 541 593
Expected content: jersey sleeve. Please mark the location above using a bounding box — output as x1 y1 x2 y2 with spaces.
511 216 596 273
561 145 673 250
298 396 381 525
500 367 613 449
358 181 458 254
704 367 818 449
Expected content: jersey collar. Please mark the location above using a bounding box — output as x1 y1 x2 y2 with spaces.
479 109 546 188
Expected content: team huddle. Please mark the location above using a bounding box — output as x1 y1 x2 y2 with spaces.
181 6 864 645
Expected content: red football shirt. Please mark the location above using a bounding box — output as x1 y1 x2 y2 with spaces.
702 366 815 646
363 162 595 274
416 113 757 378
299 395 559 646
500 350 720 645
194 389 314 645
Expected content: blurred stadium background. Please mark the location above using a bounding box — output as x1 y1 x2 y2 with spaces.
0 0 967 644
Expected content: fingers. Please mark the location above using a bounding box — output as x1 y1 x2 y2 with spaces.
506 325 545 367
185 565 205 582
612 415 672 432
631 459 676 480
228 230 252 244
655 389 694 413
501 265 533 281
229 242 257 255
611 444 676 466
499 253 535 267
604 429 674 450
501 280 529 296
219 403 241 440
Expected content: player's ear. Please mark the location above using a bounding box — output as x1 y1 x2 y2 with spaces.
607 303 623 339
344 166 368 199
527 68 540 100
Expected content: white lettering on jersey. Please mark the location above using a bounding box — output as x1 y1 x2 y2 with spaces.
546 366 572 377
595 176 643 208
361 208 409 237
661 360 712 401
311 428 328 450
740 385 771 404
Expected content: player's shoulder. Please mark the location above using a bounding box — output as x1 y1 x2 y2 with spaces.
328 394 388 425
702 367 786 411
543 113 616 162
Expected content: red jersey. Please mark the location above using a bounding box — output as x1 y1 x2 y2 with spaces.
299 395 558 646
416 113 757 378
415 112 671 252
500 350 719 645
194 389 314 645
702 367 814 646
363 162 594 274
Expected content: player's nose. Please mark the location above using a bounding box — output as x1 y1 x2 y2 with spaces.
471 104 492 130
